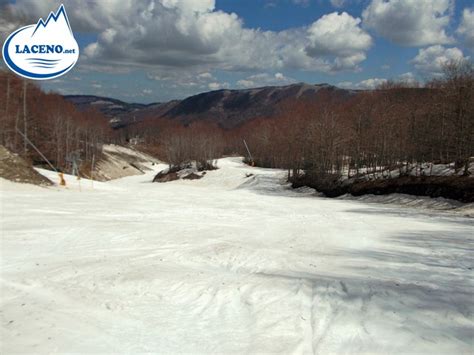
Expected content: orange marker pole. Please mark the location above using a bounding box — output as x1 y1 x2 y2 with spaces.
59 173 66 186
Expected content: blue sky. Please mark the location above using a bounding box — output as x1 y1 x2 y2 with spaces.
1 0 473 103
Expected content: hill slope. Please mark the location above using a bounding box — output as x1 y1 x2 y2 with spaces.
0 145 52 186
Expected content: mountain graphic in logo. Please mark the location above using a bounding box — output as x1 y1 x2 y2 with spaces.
2 4 79 80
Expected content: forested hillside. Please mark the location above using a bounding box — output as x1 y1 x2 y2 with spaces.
0 71 112 172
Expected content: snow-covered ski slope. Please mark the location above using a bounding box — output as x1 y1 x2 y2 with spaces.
1 157 473 354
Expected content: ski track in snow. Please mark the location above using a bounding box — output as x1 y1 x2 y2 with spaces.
1 157 473 354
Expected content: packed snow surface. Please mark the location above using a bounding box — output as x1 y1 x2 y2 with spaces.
1 158 473 354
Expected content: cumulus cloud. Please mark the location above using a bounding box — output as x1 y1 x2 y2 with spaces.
397 72 417 85
274 72 285 80
197 72 215 81
411 45 468 76
358 78 387 89
146 69 218 92
236 72 296 88
362 0 454 46
338 72 419 89
306 12 372 71
338 77 387 89
208 82 229 90
457 8 474 51
1 0 372 75
336 81 353 89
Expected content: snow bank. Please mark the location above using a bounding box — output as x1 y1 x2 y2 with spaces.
342 160 474 183
339 193 474 217
34 168 123 192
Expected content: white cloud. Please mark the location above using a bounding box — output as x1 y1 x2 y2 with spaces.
457 8 474 51
411 45 468 76
142 89 153 95
236 72 296 88
339 78 383 89
208 82 229 90
356 77 387 89
161 0 215 13
397 72 417 85
336 81 354 89
337 73 418 90
147 70 217 90
274 72 285 80
362 0 454 46
1 0 372 74
337 72 418 90
306 12 372 71
197 72 214 81
236 80 255 88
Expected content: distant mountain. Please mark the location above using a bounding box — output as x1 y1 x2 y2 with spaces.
63 95 161 128
65 83 356 129
161 83 355 128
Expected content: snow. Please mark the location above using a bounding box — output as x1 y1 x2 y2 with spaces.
1 157 473 353
339 193 474 217
341 161 474 183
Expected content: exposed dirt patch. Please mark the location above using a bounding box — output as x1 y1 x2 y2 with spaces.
182 172 203 180
153 166 208 183
0 146 52 186
153 171 179 183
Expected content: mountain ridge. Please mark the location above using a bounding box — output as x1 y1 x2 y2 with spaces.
64 82 358 129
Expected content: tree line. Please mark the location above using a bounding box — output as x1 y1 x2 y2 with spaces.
0 70 112 174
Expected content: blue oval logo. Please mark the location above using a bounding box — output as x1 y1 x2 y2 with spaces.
2 4 79 80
